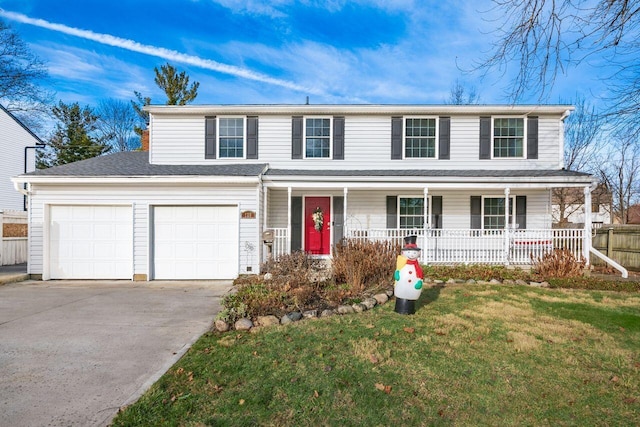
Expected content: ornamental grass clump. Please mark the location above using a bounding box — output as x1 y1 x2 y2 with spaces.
532 248 586 278
332 239 399 294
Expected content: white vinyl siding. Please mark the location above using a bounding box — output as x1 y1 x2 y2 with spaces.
0 108 40 211
149 114 562 170
27 183 260 279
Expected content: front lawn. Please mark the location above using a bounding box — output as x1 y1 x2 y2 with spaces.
112 284 640 426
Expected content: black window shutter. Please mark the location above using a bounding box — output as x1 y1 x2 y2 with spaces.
246 116 258 159
438 117 450 160
391 117 403 160
333 116 345 160
205 116 216 159
470 196 482 229
431 196 443 229
386 196 398 228
527 116 538 159
479 116 491 160
291 116 303 159
291 196 303 251
333 196 344 245
516 196 527 229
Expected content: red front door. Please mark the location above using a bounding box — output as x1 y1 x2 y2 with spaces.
305 197 331 255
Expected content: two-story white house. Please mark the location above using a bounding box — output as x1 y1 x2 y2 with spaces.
13 104 597 281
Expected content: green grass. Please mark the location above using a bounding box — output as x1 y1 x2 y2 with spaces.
112 284 640 426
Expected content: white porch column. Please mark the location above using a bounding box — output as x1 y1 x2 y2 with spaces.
287 187 292 253
424 187 430 229
584 185 592 264
504 187 511 264
343 187 348 236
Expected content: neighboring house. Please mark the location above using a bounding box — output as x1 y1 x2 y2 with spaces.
13 104 597 281
0 104 43 211
552 183 612 228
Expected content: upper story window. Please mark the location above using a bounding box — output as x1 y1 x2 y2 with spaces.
219 117 245 158
493 117 524 158
483 196 515 229
405 118 436 158
305 118 331 158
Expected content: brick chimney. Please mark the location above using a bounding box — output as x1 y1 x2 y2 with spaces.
141 129 149 151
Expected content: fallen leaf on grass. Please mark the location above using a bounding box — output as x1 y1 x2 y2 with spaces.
610 375 619 383
239 399 245 405
375 383 392 394
623 397 637 404
313 390 319 398
369 355 379 364
403 327 415 334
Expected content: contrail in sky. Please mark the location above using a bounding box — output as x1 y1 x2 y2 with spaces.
0 9 323 96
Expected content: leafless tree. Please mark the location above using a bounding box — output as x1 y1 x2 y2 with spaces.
96 98 140 152
599 133 640 224
0 20 53 131
476 1 640 132
445 79 480 105
553 95 604 224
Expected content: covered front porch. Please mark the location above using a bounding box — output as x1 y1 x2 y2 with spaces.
261 171 596 266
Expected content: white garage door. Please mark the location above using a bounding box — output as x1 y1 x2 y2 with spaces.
153 206 239 280
49 205 133 279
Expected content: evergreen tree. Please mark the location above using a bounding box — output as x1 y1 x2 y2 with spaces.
38 101 111 168
131 63 199 136
154 63 199 105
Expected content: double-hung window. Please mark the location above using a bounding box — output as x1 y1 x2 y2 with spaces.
483 196 515 229
405 118 436 158
399 197 426 229
305 118 331 158
493 117 524 158
219 117 245 158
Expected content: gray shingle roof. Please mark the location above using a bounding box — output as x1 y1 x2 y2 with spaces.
26 152 268 177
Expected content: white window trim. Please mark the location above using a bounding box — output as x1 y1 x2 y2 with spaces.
398 195 431 230
303 116 333 160
403 116 438 159
481 195 516 230
491 116 527 159
218 116 246 159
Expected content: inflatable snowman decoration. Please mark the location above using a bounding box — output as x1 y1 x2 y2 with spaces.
394 235 424 315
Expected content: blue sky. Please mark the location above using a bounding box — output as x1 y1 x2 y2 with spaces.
0 0 609 107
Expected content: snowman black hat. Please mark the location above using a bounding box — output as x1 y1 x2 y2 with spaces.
402 235 421 251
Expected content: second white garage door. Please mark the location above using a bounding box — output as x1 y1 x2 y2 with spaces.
153 206 239 280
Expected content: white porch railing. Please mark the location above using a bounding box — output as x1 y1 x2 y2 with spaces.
268 227 585 265
271 228 289 259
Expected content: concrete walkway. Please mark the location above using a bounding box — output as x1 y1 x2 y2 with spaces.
0 278 232 427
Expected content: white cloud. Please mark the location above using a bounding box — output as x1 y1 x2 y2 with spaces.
0 9 326 97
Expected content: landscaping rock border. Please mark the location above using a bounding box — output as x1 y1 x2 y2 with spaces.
214 279 551 332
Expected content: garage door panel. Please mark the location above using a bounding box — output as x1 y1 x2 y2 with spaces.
49 205 132 280
153 206 238 280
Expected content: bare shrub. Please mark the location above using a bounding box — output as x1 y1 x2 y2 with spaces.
332 239 399 294
532 249 586 278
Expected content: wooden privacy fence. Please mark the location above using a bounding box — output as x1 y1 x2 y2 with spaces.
592 225 640 270
0 210 28 266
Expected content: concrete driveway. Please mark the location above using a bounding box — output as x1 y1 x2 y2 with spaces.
0 279 231 427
